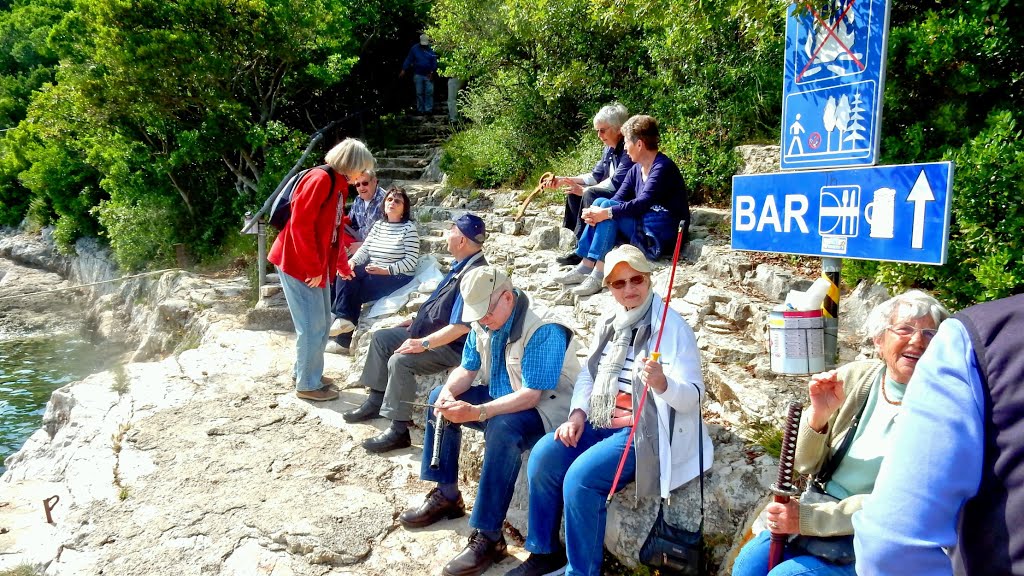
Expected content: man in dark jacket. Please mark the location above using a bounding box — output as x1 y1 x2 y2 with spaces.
401 33 439 114
343 213 487 453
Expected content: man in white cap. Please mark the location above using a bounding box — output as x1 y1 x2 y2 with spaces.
398 266 580 576
400 33 439 114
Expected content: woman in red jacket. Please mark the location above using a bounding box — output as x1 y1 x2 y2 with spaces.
269 138 375 401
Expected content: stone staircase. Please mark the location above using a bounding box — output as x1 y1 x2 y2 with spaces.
375 113 451 184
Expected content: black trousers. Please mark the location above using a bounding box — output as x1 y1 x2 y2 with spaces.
562 186 616 239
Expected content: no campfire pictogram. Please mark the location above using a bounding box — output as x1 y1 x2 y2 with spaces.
796 0 866 82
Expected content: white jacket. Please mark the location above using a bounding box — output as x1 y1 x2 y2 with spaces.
571 294 713 498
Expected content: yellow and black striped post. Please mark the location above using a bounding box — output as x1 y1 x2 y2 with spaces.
821 258 842 368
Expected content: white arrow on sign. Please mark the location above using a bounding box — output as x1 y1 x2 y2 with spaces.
908 171 934 249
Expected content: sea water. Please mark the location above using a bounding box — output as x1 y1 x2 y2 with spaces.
0 334 124 474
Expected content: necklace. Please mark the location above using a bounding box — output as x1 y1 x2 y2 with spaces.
881 378 903 406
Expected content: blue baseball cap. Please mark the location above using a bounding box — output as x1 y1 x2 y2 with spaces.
454 213 487 244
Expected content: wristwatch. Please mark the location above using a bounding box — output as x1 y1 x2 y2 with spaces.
420 339 431 350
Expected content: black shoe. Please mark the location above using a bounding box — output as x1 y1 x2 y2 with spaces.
443 530 507 576
399 487 466 529
342 398 381 423
362 427 411 453
555 251 582 266
504 551 567 576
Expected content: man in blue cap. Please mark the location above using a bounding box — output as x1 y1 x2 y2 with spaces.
345 213 488 453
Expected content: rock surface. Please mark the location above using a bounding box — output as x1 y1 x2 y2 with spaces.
0 174 889 575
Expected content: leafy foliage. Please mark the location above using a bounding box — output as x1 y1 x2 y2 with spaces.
0 0 428 268
432 0 784 202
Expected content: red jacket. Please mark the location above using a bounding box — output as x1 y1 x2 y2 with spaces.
268 168 353 287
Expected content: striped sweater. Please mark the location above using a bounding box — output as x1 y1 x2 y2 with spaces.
350 220 420 275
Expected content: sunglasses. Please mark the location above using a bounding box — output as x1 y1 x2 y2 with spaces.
355 181 372 187
386 196 404 204
887 324 938 341
608 274 645 290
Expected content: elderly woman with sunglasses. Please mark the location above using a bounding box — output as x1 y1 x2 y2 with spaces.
732 290 950 576
329 188 419 351
508 244 713 576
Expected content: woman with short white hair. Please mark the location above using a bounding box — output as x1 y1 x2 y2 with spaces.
547 103 636 266
733 289 950 576
269 138 375 401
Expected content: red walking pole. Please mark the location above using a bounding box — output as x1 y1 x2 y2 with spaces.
607 221 686 503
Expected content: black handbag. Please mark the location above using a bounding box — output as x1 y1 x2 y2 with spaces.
639 383 705 575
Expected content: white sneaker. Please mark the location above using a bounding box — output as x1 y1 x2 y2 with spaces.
572 274 605 296
554 270 590 285
329 318 356 336
325 340 349 355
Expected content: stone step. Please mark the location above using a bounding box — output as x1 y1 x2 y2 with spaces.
260 284 282 299
246 291 294 331
376 144 436 156
377 156 430 169
378 166 425 180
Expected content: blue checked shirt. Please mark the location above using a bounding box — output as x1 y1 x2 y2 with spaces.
349 186 385 241
461 302 569 399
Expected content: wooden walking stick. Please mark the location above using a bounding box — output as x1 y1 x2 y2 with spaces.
607 221 687 502
767 401 803 570
515 172 555 221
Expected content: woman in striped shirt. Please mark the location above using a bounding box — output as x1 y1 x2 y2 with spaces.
329 188 420 349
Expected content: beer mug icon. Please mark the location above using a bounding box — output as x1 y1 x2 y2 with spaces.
864 187 896 239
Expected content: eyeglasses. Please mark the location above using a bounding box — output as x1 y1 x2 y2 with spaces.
608 274 646 290
355 181 372 187
479 290 508 321
386 196 404 204
887 324 938 341
595 126 611 135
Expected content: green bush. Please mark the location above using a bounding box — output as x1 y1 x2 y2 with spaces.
92 194 178 271
441 123 525 188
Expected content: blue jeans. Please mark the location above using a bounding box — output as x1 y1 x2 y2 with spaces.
331 265 413 325
278 267 331 392
414 74 434 112
525 423 635 576
732 531 856 576
575 198 639 263
421 385 547 532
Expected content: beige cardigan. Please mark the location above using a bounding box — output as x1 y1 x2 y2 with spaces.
794 359 885 537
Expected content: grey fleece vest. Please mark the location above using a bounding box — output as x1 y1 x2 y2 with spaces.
472 291 580 432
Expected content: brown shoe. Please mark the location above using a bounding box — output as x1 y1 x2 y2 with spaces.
443 530 507 576
398 487 465 529
295 387 339 402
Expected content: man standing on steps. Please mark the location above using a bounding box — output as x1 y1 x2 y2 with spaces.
398 266 580 576
401 33 439 115
343 214 488 452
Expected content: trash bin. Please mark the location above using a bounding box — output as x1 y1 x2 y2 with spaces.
768 309 826 375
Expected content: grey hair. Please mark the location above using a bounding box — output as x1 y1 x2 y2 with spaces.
864 289 950 341
325 138 375 175
593 103 629 130
362 168 377 180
